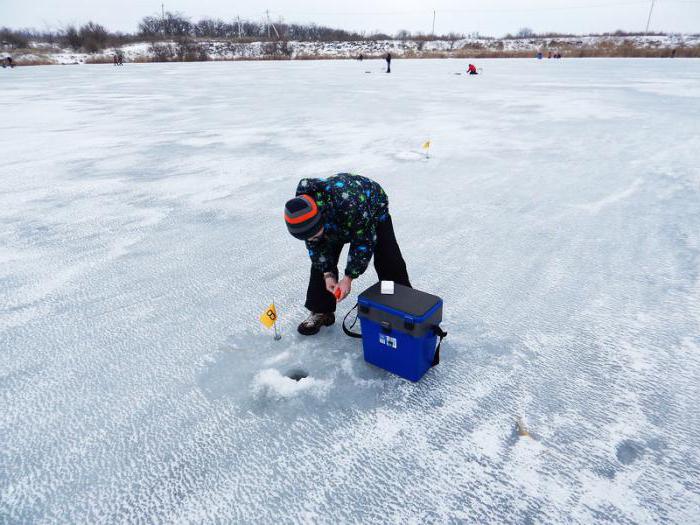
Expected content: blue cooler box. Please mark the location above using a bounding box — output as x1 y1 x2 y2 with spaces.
357 282 445 382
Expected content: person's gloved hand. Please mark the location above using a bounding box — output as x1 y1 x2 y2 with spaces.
335 276 353 302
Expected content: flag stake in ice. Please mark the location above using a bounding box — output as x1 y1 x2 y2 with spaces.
260 302 282 340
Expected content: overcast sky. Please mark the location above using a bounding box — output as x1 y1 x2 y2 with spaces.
3 0 699 36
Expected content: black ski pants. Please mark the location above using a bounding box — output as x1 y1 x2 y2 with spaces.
305 215 410 313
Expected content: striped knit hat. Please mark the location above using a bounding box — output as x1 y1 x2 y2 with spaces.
284 195 323 240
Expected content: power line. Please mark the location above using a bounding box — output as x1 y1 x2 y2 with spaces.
645 0 657 33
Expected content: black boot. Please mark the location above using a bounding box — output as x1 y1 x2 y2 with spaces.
297 312 335 336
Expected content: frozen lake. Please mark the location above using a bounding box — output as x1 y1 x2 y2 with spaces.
1 58 699 523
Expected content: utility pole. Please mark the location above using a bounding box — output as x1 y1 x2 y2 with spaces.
273 15 282 39
161 3 165 36
263 10 279 39
645 0 656 34
432 10 436 36
237 16 242 39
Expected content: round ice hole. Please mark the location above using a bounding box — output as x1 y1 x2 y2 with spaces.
285 369 309 382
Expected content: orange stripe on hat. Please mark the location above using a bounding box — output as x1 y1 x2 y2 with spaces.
285 194 318 225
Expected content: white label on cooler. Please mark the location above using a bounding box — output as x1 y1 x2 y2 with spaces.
379 334 398 349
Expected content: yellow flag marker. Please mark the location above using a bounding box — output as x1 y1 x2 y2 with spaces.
422 140 431 150
260 303 278 328
260 303 282 340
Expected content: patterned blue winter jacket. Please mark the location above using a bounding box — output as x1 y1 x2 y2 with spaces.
296 173 389 279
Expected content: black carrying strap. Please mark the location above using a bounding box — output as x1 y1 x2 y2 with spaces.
342 303 362 339
432 326 447 367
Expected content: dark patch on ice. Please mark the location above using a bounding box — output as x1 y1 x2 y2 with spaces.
616 439 645 465
645 436 667 453
4 302 35 313
593 461 618 480
503 429 520 450
477 339 518 359
197 346 250 402
588 504 635 523
285 369 308 381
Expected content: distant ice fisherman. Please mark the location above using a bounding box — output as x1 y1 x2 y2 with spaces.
284 174 411 335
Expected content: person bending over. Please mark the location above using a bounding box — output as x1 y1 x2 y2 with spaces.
284 173 411 335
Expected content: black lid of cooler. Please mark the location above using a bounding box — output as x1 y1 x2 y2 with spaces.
358 282 442 319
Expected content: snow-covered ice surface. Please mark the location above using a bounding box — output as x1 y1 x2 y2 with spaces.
1 59 700 523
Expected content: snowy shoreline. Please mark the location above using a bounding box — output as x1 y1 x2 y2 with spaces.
10 33 700 65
